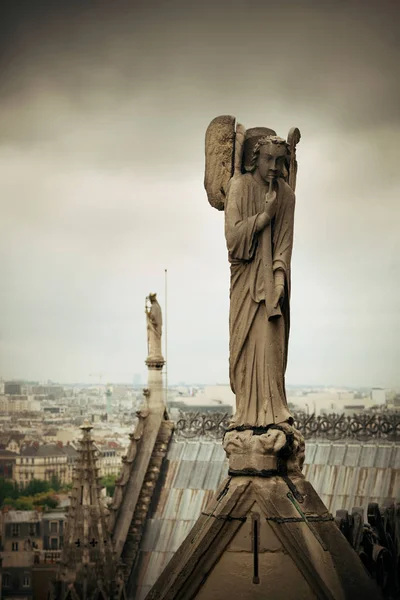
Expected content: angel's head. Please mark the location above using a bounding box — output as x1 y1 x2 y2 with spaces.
248 136 289 183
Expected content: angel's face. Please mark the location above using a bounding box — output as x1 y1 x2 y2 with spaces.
257 142 287 182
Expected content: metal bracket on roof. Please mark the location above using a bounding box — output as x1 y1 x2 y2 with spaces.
286 492 328 551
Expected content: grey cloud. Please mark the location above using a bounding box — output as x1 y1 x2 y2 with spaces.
0 0 399 385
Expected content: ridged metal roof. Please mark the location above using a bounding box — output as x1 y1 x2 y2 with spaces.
132 438 400 600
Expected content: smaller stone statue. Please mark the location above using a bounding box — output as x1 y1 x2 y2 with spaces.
145 293 163 362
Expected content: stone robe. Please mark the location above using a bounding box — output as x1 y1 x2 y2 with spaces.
224 173 295 428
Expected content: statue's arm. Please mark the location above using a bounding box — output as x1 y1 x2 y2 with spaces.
272 187 296 279
224 178 270 261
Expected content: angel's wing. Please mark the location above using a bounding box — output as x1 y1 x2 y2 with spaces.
204 115 236 211
286 127 301 192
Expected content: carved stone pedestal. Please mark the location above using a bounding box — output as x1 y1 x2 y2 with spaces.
223 422 305 475
146 424 382 600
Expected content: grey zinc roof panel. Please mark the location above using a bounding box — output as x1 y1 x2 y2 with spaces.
305 464 327 493
161 460 179 492
304 442 317 464
393 446 400 469
311 464 330 495
133 436 400 600
140 519 163 552
359 445 378 467
313 444 332 465
341 466 361 497
168 519 196 552
346 467 361 497
343 444 362 466
187 460 209 489
175 489 207 521
369 468 392 499
353 467 372 498
197 442 216 462
159 488 184 519
165 441 185 462
210 443 226 462
330 444 347 465
180 442 200 461
153 519 176 552
389 469 400 500
386 468 399 499
203 461 226 490
360 468 381 499
172 460 196 489
375 445 396 468
153 519 197 553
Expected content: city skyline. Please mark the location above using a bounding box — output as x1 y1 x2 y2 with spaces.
1 0 399 388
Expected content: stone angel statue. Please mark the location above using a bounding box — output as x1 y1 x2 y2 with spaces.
145 293 163 361
204 116 301 430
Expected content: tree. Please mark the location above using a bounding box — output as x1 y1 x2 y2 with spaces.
49 475 61 492
23 479 50 496
2 496 17 508
15 497 34 510
41 495 58 509
100 475 117 497
0 478 19 506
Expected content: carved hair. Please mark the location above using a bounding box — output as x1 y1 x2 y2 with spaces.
247 135 290 177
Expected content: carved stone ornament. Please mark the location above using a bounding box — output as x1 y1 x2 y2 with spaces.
223 422 305 475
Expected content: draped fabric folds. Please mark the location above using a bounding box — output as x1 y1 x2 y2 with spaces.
225 173 295 428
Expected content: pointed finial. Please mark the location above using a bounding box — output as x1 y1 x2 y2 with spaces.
80 419 93 432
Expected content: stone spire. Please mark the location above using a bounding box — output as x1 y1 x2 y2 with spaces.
49 420 126 599
109 294 174 596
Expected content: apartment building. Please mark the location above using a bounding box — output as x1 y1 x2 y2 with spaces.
14 446 69 487
0 450 18 479
94 441 123 477
0 510 42 599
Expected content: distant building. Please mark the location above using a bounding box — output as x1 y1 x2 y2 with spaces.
14 446 69 487
59 444 78 483
41 509 65 555
169 384 234 414
0 434 26 454
371 388 386 405
31 386 64 400
287 390 384 415
94 441 123 477
0 396 41 414
0 450 18 480
4 383 22 396
0 510 42 598
0 508 68 599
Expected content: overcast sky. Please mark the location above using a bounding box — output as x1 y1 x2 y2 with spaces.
0 0 399 387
